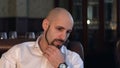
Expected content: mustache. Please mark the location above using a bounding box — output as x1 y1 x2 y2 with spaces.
51 39 65 49
54 39 65 43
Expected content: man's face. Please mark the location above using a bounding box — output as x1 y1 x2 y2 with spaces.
45 18 73 48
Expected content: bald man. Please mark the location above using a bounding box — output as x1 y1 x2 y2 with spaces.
0 8 83 68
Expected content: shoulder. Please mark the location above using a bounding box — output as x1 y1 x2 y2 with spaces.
2 41 35 57
0 41 35 64
16 41 35 48
10 41 35 50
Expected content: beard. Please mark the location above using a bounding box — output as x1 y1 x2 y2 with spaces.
51 39 65 49
45 25 65 49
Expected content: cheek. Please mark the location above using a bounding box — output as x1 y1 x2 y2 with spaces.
49 28 58 36
47 29 56 40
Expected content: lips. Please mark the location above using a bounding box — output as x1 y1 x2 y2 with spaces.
54 40 63 46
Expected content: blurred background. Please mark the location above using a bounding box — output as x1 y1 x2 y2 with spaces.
0 0 120 68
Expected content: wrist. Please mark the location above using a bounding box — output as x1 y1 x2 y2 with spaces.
58 62 67 68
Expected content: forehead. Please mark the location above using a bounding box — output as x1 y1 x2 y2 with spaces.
52 18 73 30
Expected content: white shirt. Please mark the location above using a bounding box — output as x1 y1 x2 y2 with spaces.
0 37 83 68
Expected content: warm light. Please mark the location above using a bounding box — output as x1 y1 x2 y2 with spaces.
110 21 117 30
87 20 91 24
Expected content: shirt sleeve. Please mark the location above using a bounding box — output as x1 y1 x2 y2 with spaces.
66 51 84 68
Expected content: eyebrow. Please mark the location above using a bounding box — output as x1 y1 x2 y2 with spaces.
56 26 72 32
56 26 65 29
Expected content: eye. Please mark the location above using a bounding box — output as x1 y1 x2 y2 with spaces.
56 26 64 31
55 26 72 34
67 30 72 34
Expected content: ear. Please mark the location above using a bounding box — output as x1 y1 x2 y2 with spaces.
42 19 49 31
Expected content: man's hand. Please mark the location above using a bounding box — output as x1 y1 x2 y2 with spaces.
44 45 65 68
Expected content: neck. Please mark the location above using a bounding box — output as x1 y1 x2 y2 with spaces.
39 34 48 53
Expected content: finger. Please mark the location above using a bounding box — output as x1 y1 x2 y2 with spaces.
44 53 49 58
45 47 53 54
47 47 54 52
48 45 59 52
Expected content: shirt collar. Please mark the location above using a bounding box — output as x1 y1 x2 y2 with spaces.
34 36 41 48
34 34 67 55
33 35 43 55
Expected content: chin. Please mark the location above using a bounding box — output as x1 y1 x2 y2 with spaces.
56 45 62 49
51 42 63 49
53 44 62 49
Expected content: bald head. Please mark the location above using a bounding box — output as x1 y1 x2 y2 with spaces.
42 8 74 48
46 7 74 24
